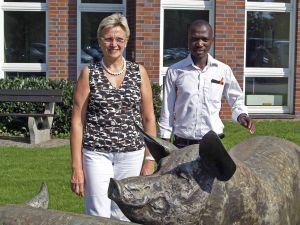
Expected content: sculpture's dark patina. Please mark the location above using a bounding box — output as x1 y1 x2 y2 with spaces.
108 129 300 225
0 183 139 225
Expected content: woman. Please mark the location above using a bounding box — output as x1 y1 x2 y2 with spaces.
70 13 156 221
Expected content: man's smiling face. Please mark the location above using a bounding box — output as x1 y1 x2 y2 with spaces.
188 23 214 60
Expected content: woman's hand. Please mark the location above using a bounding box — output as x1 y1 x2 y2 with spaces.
70 168 85 197
70 66 89 198
139 64 157 176
140 160 155 176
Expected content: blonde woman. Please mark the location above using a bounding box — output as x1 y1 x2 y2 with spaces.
70 13 156 221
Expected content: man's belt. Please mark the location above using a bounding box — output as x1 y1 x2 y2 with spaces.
174 133 225 146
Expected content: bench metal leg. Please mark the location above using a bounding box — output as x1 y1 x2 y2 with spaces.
28 103 55 144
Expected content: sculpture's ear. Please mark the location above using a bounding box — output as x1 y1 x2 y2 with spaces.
199 131 236 181
134 123 176 162
25 182 49 209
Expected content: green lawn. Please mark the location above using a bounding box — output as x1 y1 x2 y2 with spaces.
222 120 300 149
0 120 299 214
0 145 84 213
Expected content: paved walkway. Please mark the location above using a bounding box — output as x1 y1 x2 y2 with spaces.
0 136 69 148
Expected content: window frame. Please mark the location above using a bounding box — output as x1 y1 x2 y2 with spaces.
160 0 215 85
0 1 48 79
244 1 296 114
76 0 126 78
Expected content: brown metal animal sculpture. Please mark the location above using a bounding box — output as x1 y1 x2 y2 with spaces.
108 128 300 225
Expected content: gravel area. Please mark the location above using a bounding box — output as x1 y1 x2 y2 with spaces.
0 136 69 148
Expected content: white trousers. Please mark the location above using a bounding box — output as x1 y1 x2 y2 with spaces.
83 148 144 221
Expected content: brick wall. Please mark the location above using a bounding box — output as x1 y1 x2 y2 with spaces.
215 0 245 119
48 0 77 80
134 0 160 83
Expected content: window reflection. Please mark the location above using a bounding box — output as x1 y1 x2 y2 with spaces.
245 77 288 106
5 72 46 78
4 11 46 63
163 10 209 67
81 12 115 64
246 11 290 68
247 0 290 2
4 0 46 2
81 0 122 3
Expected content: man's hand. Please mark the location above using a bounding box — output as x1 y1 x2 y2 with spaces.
237 113 256 134
140 160 155 176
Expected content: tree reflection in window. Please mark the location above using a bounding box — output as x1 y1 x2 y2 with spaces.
246 11 290 68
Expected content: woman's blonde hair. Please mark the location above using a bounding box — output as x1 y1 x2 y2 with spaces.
97 13 130 39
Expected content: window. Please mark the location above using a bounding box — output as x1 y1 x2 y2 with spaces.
160 0 214 84
77 0 125 76
163 10 209 67
245 77 288 106
5 72 46 78
4 12 46 63
0 0 47 78
246 11 290 68
81 12 110 64
245 0 295 114
247 0 290 2
82 0 122 3
4 0 46 2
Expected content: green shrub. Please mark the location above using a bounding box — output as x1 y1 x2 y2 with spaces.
152 83 162 121
0 77 75 137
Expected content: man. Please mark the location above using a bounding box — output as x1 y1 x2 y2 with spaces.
159 19 256 148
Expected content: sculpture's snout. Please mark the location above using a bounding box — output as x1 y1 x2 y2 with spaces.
108 178 122 202
108 178 150 207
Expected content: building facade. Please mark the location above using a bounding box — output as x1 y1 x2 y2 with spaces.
0 0 299 119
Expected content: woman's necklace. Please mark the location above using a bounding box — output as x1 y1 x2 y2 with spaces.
101 57 126 76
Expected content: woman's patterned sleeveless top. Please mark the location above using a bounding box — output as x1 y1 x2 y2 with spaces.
83 60 144 153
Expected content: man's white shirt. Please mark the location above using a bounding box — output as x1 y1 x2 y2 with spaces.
159 53 248 139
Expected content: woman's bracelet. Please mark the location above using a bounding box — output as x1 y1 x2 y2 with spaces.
145 155 155 161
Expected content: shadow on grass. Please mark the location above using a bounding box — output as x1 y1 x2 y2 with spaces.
0 135 30 143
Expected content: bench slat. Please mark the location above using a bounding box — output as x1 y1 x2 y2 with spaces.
0 89 63 102
0 89 63 96
0 96 62 102
0 113 55 117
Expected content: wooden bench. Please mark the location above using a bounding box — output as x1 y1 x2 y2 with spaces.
0 89 63 144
